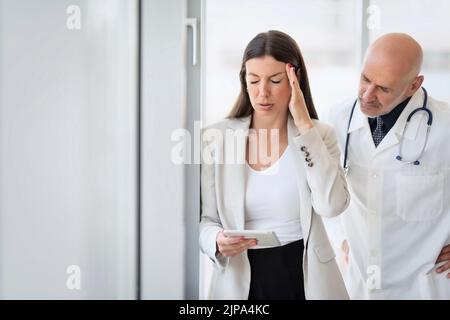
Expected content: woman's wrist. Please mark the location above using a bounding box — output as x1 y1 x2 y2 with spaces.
295 118 314 135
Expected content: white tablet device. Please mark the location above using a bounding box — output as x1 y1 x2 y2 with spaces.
223 230 281 247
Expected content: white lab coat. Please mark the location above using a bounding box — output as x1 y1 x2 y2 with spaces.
325 88 450 299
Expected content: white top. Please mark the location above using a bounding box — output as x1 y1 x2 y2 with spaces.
244 145 303 248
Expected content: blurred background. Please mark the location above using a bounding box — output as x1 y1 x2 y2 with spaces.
203 0 450 125
0 0 448 299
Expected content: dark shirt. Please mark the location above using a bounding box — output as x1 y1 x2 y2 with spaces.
368 97 412 134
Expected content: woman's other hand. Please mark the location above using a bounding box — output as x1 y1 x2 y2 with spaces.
216 230 257 257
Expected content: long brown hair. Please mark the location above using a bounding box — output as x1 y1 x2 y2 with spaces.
228 30 318 120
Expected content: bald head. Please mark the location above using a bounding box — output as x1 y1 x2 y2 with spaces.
358 33 425 117
365 33 423 82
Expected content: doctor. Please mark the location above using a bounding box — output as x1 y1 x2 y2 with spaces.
326 33 450 299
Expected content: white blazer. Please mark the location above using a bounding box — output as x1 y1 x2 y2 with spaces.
199 115 350 300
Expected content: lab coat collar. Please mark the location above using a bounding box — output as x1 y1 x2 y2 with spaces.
348 99 370 134
347 89 427 156
373 89 426 154
393 88 426 141
347 88 426 138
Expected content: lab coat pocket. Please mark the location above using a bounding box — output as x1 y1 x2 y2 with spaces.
419 263 450 300
396 173 444 222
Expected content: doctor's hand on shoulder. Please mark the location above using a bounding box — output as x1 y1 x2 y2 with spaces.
286 63 314 135
216 231 257 257
436 244 450 278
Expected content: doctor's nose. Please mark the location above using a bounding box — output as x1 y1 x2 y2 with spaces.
361 85 377 101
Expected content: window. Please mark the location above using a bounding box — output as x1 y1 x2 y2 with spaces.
369 0 450 102
203 0 359 126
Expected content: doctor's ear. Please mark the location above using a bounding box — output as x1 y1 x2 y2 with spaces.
410 75 424 93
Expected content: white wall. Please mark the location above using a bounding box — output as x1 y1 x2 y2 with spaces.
0 0 138 299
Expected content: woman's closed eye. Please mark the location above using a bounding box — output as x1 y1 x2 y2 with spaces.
250 79 282 84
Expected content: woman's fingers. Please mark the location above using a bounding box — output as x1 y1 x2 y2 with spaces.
217 235 257 257
285 63 293 84
286 63 304 110
289 64 301 90
226 240 257 256
222 235 243 245
225 238 256 251
286 63 298 91
217 230 236 244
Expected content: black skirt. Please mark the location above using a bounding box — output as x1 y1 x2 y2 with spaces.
247 239 305 300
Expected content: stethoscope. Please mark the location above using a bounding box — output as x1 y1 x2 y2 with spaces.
343 87 432 176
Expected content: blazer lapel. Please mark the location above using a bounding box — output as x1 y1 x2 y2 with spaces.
226 116 251 229
287 117 312 243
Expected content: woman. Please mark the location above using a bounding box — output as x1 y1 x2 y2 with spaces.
200 30 349 300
